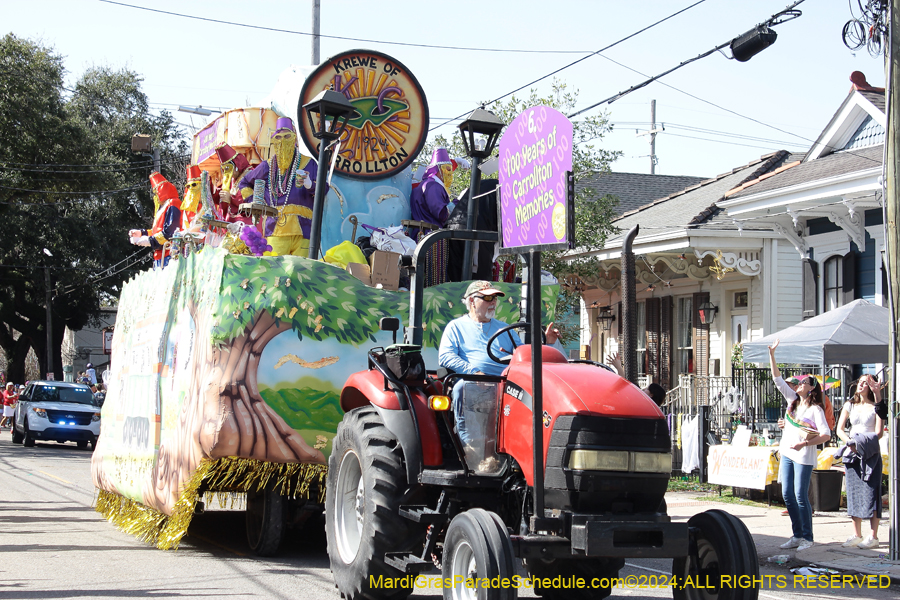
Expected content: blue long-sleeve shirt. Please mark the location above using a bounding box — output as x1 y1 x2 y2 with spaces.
438 316 522 377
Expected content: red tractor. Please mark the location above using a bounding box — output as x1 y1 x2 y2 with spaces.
325 231 758 600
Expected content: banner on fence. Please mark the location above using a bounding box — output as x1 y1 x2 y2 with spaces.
707 445 777 490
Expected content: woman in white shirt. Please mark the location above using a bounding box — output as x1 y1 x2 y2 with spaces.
768 341 831 551
836 374 884 549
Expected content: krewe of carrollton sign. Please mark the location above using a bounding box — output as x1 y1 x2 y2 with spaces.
499 105 574 253
299 49 429 180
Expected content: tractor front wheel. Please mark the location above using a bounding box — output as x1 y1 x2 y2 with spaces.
672 509 759 600
442 509 516 600
326 406 416 600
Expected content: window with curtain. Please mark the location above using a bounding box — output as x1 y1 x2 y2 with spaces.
677 296 693 375
635 301 647 376
824 255 842 312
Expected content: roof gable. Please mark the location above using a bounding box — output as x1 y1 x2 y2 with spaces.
805 75 885 162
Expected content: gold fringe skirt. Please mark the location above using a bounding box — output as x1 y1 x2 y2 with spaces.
95 457 327 550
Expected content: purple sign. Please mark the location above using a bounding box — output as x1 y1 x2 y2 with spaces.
499 106 573 250
196 118 224 163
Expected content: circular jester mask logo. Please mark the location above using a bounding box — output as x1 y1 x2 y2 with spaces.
299 49 429 180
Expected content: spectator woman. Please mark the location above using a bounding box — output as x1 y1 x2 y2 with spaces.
836 374 884 549
1 382 18 429
768 340 831 551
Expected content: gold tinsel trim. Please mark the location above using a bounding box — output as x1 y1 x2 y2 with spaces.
95 457 327 550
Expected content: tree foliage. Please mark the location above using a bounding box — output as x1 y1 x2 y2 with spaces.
419 81 622 342
0 34 188 380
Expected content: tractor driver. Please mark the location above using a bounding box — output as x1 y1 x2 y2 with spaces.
438 281 560 471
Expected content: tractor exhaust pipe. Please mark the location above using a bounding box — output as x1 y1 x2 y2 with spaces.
621 225 639 385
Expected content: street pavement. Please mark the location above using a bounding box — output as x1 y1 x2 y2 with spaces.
0 434 897 599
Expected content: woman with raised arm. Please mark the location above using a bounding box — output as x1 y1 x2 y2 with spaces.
769 339 831 551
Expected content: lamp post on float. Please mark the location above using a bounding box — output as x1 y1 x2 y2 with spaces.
458 107 505 279
301 89 356 261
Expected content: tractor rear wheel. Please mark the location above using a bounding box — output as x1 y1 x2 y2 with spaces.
245 484 286 556
672 509 759 600
525 556 623 600
326 406 417 600
442 509 516 600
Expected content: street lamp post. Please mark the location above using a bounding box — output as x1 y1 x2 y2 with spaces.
42 248 53 380
301 89 357 260
458 107 505 280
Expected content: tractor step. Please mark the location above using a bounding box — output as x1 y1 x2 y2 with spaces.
385 552 434 574
419 469 504 488
399 505 449 524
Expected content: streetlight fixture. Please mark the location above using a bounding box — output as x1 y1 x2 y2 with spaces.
596 306 616 332
301 89 357 260
698 300 718 326
42 248 54 380
178 105 219 116
458 107 505 279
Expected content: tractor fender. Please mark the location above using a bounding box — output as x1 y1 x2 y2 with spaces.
341 369 443 484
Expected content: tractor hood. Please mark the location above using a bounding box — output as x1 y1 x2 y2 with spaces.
502 345 663 419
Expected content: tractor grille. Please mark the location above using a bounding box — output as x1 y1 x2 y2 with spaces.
544 415 669 514
45 410 94 426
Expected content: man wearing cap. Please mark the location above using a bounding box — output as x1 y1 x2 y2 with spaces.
180 164 204 230
439 281 559 469
129 172 182 268
238 117 325 257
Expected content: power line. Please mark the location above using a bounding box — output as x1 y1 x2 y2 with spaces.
0 155 190 169
591 51 883 166
428 0 708 133
99 0 598 54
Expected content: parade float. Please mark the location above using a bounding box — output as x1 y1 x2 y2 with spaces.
91 50 558 552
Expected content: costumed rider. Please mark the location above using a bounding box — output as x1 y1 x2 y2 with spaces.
129 172 182 268
215 143 253 226
180 164 203 231
409 148 468 240
438 281 561 473
238 117 325 257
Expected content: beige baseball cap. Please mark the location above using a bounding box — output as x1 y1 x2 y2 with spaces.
464 281 505 298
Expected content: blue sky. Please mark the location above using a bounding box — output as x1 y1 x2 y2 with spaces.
5 0 883 178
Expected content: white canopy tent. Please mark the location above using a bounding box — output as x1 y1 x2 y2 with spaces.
742 299 889 366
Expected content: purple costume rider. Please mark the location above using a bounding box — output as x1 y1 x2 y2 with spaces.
238 117 326 257
410 148 456 239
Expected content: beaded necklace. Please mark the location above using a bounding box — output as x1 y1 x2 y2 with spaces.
268 151 300 228
268 151 300 200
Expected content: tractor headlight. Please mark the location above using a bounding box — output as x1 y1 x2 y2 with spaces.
32 407 47 418
568 450 629 471
568 450 672 473
633 452 672 473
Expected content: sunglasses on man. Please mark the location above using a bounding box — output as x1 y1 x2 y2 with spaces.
475 294 500 302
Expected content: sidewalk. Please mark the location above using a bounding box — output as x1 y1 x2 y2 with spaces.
665 491 900 582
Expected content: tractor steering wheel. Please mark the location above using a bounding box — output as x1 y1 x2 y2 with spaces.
486 322 546 365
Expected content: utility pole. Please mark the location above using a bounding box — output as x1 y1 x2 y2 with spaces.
650 99 657 174
43 251 53 380
635 100 663 174
884 0 899 562
311 0 321 65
